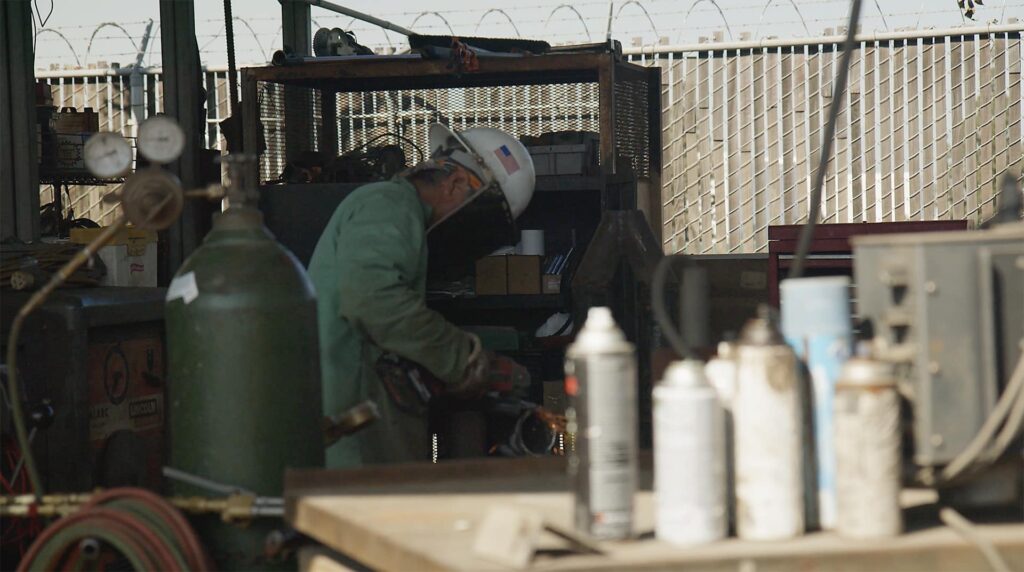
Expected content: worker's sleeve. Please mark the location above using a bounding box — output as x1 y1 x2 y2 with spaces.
333 194 472 386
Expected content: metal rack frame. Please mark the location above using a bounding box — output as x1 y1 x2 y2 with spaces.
240 51 662 225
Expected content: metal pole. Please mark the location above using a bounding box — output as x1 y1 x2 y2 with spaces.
159 0 205 282
0 0 40 242
293 0 416 37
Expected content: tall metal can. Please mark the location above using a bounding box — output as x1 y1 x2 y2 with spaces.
704 341 737 532
565 306 637 540
733 306 805 540
653 359 726 545
835 357 903 538
780 276 853 530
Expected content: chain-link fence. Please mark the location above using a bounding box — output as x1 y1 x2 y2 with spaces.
36 66 236 226
37 24 1024 246
629 25 1024 254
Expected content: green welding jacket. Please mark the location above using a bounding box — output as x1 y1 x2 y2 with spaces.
308 177 474 469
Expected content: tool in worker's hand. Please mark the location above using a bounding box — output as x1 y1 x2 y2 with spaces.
323 400 380 447
377 352 439 415
484 353 531 398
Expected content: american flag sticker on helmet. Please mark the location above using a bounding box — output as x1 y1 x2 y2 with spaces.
494 144 520 175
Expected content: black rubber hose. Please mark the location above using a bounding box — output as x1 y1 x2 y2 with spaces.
652 254 693 360
787 0 864 279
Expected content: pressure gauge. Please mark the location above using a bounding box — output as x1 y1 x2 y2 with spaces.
138 115 185 164
83 132 133 179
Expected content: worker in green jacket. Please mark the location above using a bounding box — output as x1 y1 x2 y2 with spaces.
308 124 537 468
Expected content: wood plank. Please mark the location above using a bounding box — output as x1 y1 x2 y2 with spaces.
697 47 714 253
781 51 798 226
921 40 937 220
725 51 742 252
933 39 953 219
906 38 922 220
892 40 908 220
288 460 1024 572
949 39 966 220
963 37 980 222
752 49 769 247
878 41 894 222
712 51 727 252
863 44 879 222
766 48 783 246
805 45 823 228
738 48 756 252
1008 36 1023 187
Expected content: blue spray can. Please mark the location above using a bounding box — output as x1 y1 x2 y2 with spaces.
780 276 853 531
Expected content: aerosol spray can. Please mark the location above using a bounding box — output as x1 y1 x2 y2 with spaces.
653 359 726 545
704 341 738 532
835 357 903 538
565 307 637 540
733 306 805 540
780 276 853 530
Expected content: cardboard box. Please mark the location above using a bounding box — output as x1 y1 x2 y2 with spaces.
542 274 561 294
71 227 158 287
507 255 541 294
475 256 508 295
475 255 542 295
54 107 99 134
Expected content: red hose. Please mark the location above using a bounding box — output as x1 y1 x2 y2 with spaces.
17 507 174 571
17 487 211 572
83 488 211 570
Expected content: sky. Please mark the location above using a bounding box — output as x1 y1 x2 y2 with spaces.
30 0 1024 70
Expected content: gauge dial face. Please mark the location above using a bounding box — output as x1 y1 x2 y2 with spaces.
138 115 185 164
83 132 133 178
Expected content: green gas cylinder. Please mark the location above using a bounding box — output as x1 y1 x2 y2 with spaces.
165 202 324 569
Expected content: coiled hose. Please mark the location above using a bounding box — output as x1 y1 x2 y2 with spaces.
17 488 211 571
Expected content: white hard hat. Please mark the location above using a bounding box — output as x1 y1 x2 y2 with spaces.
428 123 536 219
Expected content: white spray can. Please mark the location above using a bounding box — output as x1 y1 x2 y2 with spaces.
704 341 738 532
565 307 637 540
835 357 903 538
654 359 727 545
733 306 805 540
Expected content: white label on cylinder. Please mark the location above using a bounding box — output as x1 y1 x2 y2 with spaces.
583 352 636 538
654 384 727 544
166 271 199 304
734 347 804 540
835 387 902 538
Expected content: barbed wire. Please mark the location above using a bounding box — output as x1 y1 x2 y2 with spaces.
33 0 1024 68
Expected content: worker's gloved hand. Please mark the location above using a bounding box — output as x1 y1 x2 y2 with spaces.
456 335 531 399
483 353 531 398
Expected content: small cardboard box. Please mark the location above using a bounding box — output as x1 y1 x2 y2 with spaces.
475 256 508 295
71 227 158 287
507 255 541 294
542 274 561 294
54 107 99 134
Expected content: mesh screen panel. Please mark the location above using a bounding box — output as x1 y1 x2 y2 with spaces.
257 81 602 183
258 83 324 183
614 77 651 178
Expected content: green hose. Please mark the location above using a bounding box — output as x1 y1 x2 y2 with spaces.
17 487 210 571
96 499 190 570
28 521 155 571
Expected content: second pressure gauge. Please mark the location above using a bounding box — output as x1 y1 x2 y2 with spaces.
138 115 185 164
84 132 133 179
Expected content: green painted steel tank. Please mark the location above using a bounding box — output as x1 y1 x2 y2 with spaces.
165 205 324 570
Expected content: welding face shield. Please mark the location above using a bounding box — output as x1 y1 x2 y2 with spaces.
424 124 536 276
